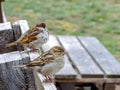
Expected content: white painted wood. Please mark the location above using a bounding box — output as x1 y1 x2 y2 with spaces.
13 20 29 34
0 22 11 30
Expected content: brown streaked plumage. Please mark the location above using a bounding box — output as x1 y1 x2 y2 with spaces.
13 46 66 82
6 23 49 52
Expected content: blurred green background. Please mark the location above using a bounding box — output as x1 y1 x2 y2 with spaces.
3 0 120 61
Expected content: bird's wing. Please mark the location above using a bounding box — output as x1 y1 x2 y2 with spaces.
40 51 55 63
41 55 55 65
19 27 40 44
26 54 55 67
26 58 43 67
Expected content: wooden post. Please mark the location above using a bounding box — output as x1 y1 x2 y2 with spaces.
0 22 17 53
0 0 3 22
0 0 6 23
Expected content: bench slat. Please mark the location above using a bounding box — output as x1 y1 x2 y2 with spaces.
58 36 104 78
12 20 29 51
35 73 57 90
42 35 77 79
0 22 11 30
78 37 120 77
13 20 29 34
0 51 26 90
0 22 17 53
0 51 36 90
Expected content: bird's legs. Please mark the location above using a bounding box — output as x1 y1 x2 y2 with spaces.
28 48 39 52
43 76 54 83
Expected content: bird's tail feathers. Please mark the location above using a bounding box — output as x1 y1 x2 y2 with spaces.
13 65 28 69
6 41 18 47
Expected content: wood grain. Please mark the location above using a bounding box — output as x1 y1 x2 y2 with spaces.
0 22 17 53
58 36 104 78
78 37 120 78
36 73 57 90
13 20 29 34
0 51 36 90
20 51 36 90
0 20 36 90
0 51 26 90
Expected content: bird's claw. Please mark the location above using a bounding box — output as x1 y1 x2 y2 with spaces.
43 76 54 83
43 79 54 83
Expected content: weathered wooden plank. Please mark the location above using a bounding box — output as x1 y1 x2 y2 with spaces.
3 52 26 87
12 20 36 89
0 53 8 90
13 20 29 34
78 37 120 77
35 73 57 90
0 22 17 53
0 63 10 90
20 52 36 90
0 51 26 90
28 51 40 61
12 20 30 51
42 35 77 79
33 72 44 90
0 51 36 90
55 78 105 83
0 22 11 30
0 51 21 63
57 36 104 78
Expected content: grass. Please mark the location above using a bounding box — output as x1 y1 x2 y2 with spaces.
3 0 120 61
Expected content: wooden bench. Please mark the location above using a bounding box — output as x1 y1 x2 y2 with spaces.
0 20 57 90
42 35 120 90
0 20 120 90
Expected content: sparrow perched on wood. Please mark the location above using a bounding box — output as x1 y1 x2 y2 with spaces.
6 23 49 52
13 46 67 82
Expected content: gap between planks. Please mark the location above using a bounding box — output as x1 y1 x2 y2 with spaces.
57 35 104 78
78 37 120 78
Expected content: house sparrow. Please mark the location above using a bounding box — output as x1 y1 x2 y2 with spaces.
6 23 49 52
13 46 66 82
